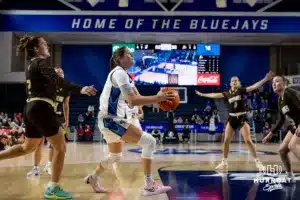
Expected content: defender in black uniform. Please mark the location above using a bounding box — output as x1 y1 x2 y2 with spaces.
263 76 300 182
0 36 96 200
26 66 71 177
196 72 273 171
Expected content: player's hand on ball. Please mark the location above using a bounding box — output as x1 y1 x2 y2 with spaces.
157 89 175 102
81 85 97 96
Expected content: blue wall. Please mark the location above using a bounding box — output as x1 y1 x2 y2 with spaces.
220 45 269 88
62 45 111 89
61 45 269 90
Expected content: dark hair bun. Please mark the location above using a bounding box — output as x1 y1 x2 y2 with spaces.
17 36 32 55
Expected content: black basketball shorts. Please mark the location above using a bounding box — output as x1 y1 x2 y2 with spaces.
287 125 296 135
23 101 61 138
227 114 249 130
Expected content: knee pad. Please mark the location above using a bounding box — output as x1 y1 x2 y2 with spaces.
137 132 156 159
100 152 123 169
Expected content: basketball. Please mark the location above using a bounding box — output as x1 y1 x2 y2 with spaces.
157 88 180 111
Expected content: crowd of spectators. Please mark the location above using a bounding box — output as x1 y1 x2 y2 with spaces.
76 105 96 141
0 112 25 151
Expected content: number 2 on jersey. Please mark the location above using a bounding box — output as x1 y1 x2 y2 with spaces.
26 80 31 95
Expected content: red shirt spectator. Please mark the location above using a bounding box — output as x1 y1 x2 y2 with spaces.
84 125 92 136
77 128 84 136
16 113 22 122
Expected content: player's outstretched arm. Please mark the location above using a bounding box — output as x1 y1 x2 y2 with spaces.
195 90 224 99
246 71 274 92
39 62 96 96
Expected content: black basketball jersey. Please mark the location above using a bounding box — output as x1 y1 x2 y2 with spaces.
25 57 82 101
0 141 5 151
222 88 247 113
55 87 71 116
271 87 300 133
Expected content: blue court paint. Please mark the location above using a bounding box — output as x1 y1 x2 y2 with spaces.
128 148 278 155
158 170 300 200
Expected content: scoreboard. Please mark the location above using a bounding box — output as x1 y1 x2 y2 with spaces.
197 44 220 74
112 43 221 86
196 44 220 86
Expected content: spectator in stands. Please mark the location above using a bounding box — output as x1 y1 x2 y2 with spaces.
195 115 203 125
84 125 93 141
13 115 20 126
191 113 200 124
203 116 209 125
151 128 162 144
16 113 22 122
212 110 221 123
204 101 213 116
0 135 9 151
260 96 267 113
163 129 179 144
77 124 84 141
1 119 10 128
182 124 191 143
84 107 96 134
177 117 183 124
78 114 84 126
263 122 270 135
0 112 4 121
88 105 94 113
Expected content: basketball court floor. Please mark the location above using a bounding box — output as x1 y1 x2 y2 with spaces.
0 143 299 200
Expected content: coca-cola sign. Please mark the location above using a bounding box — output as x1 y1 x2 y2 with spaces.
197 74 220 86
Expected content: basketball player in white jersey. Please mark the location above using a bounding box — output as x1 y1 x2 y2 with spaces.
84 47 173 196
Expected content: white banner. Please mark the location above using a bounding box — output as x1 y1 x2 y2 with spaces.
286 75 300 86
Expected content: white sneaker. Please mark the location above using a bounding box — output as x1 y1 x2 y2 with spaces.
44 164 52 175
286 172 296 184
142 181 172 196
26 167 40 177
215 160 228 171
84 174 105 193
255 160 265 171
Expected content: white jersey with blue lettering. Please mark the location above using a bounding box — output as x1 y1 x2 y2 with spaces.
98 66 134 119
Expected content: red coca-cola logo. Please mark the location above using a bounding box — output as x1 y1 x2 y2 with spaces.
197 74 220 86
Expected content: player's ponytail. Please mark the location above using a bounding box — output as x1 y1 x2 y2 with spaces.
17 35 41 59
110 55 117 71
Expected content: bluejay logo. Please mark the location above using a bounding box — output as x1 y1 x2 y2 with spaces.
61 0 275 11
62 0 190 10
199 166 299 193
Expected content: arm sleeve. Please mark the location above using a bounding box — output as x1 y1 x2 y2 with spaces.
111 70 133 96
239 87 247 94
286 88 300 125
222 91 228 100
112 70 131 87
38 60 82 95
270 110 285 134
